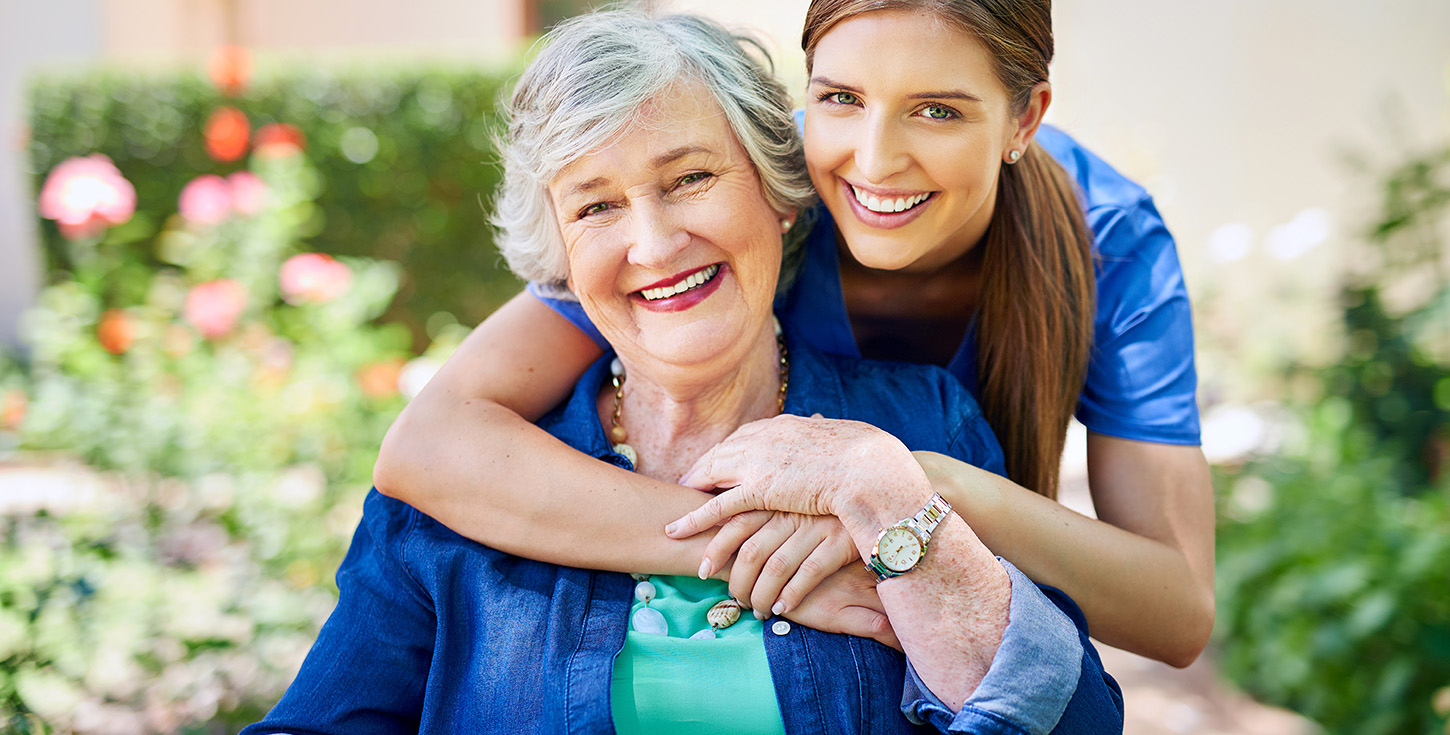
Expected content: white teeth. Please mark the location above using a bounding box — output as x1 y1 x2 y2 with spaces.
851 185 929 214
640 264 720 301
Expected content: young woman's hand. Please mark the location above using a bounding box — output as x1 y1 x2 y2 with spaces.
708 511 859 619
779 565 900 651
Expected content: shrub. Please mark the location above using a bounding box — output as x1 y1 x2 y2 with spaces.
26 62 522 351
1214 142 1450 734
1 63 476 727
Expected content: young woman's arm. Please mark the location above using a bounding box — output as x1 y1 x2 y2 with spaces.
372 292 864 601
373 291 716 572
916 435 1215 668
672 421 1215 668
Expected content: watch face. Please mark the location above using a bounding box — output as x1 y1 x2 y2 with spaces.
877 527 923 572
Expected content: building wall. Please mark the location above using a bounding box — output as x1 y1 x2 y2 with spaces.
0 0 103 347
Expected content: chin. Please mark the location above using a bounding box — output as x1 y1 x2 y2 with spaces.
842 239 921 272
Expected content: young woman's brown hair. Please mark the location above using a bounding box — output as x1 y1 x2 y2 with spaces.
803 0 1095 499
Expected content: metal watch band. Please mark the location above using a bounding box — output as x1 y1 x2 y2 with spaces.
912 492 953 546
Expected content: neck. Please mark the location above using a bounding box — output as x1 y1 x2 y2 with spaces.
604 324 783 482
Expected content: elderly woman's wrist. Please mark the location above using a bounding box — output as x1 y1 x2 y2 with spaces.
838 470 938 556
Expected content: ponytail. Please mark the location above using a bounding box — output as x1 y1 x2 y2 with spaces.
975 142 1095 498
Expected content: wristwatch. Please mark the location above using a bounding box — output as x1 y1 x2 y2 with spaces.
864 493 953 582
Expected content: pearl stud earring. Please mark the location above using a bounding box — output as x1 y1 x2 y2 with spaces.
1007 150 1021 163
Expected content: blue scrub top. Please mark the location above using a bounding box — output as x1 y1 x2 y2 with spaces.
531 125 1201 446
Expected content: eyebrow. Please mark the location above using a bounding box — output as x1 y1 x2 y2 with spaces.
560 145 714 200
809 75 983 103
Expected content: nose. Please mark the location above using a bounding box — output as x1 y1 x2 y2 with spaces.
855 113 909 184
627 199 689 269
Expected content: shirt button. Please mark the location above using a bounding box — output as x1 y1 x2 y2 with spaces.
771 620 791 636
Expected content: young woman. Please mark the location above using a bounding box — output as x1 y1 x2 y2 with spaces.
374 0 1214 668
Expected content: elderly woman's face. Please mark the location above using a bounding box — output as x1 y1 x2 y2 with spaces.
549 82 785 372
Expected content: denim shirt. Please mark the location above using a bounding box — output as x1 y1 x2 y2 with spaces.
244 330 1123 735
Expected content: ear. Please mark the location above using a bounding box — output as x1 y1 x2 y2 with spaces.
1005 81 1052 160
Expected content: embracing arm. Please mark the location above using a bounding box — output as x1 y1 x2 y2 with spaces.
372 291 715 573
916 434 1215 667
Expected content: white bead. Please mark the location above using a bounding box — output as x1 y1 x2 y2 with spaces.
773 316 783 337
633 580 657 603
771 620 791 636
632 606 667 636
689 628 718 640
610 357 625 377
613 443 638 467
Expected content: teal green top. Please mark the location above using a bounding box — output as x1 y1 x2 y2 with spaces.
610 575 787 735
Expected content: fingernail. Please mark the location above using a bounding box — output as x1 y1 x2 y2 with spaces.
771 601 785 616
754 610 765 620
665 522 678 535
697 558 711 579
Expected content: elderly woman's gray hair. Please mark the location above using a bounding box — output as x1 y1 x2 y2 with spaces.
492 10 816 290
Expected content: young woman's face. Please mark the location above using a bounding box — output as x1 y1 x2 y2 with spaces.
804 9 1028 273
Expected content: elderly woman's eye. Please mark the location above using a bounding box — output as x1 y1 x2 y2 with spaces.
676 171 712 187
579 202 610 218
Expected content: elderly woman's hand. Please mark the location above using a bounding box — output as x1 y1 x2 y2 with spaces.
667 414 928 544
709 511 859 620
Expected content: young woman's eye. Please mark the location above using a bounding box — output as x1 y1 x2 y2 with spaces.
919 104 959 120
819 91 860 106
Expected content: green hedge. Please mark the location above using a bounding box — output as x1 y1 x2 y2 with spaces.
27 64 524 349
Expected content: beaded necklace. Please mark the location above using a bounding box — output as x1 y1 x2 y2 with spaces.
613 320 789 638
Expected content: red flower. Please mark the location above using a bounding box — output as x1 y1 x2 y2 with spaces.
184 279 248 339
280 253 352 305
0 390 25 432
357 359 404 399
178 174 233 225
96 309 135 355
204 106 250 162
254 123 306 158
37 154 137 240
208 45 253 96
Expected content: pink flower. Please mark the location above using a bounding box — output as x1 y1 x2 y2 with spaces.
227 171 267 216
279 253 352 305
184 279 247 339
38 154 137 240
178 175 233 225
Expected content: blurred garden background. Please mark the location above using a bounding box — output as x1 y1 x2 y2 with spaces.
0 0 1447 733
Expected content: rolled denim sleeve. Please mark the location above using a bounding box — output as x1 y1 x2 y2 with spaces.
901 560 1123 734
242 491 437 735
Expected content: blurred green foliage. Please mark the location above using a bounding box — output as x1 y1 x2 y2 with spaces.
27 64 522 350
1215 143 1450 734
2 71 472 729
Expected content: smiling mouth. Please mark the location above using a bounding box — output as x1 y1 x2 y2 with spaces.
638 264 721 301
849 184 934 214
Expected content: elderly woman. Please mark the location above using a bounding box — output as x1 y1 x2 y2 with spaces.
244 12 1120 735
